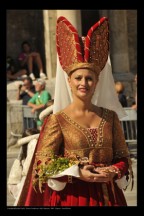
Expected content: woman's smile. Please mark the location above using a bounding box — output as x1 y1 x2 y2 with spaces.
78 87 89 93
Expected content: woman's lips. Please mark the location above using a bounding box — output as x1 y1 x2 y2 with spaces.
78 88 88 92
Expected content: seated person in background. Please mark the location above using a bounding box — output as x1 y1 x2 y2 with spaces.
7 56 27 81
27 79 51 129
17 77 36 130
115 81 127 107
18 41 47 81
17 77 36 105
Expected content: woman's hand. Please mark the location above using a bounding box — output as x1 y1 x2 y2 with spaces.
78 165 110 183
94 167 117 181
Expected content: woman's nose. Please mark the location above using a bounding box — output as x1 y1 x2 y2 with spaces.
80 78 86 85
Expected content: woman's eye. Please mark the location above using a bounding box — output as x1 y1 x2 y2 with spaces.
75 77 93 81
86 77 92 81
75 77 81 80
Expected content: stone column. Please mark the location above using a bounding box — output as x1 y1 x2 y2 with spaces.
57 10 82 35
108 10 130 73
99 10 109 18
43 10 82 79
43 10 57 79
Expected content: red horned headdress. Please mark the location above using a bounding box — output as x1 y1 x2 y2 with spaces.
56 16 109 76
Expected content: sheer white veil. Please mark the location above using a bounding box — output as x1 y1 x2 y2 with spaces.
53 55 127 119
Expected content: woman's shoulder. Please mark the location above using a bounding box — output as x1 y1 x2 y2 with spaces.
92 105 114 115
47 111 63 121
101 107 115 113
97 106 117 119
53 110 63 118
43 113 62 128
46 112 65 130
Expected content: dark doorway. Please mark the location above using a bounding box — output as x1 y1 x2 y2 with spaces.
81 10 100 36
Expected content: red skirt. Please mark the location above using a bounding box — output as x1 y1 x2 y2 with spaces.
24 178 127 206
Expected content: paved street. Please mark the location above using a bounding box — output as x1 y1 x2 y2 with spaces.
7 147 137 206
7 147 19 206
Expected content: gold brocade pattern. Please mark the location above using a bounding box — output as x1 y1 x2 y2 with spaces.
57 21 80 74
88 20 109 71
33 108 130 170
87 128 98 143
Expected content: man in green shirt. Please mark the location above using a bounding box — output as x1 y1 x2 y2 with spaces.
28 79 51 129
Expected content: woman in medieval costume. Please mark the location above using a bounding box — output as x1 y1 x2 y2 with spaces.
16 16 133 206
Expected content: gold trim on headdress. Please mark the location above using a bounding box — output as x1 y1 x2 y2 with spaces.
56 16 109 76
66 62 101 76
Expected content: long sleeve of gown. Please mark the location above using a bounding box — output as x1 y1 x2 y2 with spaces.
34 114 63 167
112 111 131 178
32 114 64 188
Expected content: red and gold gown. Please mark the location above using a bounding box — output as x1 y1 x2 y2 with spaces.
17 108 132 206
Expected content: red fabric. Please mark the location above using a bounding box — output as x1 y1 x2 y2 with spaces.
113 157 129 178
24 177 127 206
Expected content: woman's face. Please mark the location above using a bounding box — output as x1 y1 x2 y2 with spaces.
68 68 98 100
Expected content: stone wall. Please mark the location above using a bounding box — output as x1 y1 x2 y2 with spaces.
127 10 137 74
7 10 46 73
7 101 23 147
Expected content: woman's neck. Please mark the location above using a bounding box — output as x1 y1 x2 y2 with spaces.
71 97 94 112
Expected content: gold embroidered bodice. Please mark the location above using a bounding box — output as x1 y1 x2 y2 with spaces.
34 108 129 167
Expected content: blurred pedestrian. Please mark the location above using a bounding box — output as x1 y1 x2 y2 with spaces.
115 82 127 107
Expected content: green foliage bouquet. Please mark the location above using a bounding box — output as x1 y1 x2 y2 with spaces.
33 151 79 193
